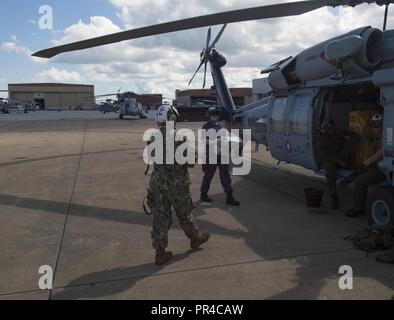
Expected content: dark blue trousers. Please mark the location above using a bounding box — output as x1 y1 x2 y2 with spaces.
201 159 233 194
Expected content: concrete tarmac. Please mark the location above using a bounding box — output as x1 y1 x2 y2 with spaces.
0 112 393 300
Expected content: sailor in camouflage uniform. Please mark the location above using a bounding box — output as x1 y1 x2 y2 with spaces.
146 105 210 265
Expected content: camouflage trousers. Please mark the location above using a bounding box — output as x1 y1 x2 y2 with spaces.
147 167 200 250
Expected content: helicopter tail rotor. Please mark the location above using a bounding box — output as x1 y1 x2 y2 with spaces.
117 87 122 99
202 27 212 89
188 24 227 88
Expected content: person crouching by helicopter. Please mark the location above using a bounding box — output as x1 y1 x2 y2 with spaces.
200 106 240 206
345 114 386 218
145 105 210 265
320 120 357 210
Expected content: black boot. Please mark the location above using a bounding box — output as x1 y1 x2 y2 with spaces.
201 193 212 203
331 196 340 210
226 193 240 207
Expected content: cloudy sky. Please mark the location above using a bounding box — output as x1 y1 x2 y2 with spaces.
0 0 393 99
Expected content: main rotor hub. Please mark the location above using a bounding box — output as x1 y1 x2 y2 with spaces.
209 50 227 68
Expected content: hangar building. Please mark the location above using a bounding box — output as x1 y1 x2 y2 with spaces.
8 83 95 110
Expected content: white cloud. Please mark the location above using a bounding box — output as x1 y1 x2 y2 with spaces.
32 67 83 83
40 1 393 97
53 16 123 48
1 40 31 56
1 36 47 64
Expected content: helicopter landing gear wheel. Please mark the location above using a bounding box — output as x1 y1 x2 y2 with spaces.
367 186 394 226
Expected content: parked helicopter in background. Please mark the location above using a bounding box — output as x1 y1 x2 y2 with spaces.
94 91 148 119
0 90 9 114
1 88 41 113
0 98 10 114
97 99 119 114
118 97 147 120
18 100 40 112
33 0 394 226
0 97 40 114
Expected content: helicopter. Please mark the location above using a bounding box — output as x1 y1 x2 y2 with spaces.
33 0 394 226
0 98 10 114
96 99 119 114
1 97 39 114
0 90 9 113
117 92 148 120
93 90 148 119
0 89 41 113
82 94 117 112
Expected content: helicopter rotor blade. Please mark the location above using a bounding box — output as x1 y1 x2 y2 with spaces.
207 24 227 52
203 61 208 89
188 60 205 86
94 93 119 98
206 27 212 51
383 4 390 30
33 0 329 58
202 27 214 88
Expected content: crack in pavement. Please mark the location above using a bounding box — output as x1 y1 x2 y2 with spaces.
48 121 87 300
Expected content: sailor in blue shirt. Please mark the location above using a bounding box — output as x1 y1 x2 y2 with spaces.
200 106 240 206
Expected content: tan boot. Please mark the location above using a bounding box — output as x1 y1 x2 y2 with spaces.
155 249 173 266
191 232 210 250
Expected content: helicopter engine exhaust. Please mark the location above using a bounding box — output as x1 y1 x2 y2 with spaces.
268 26 383 90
